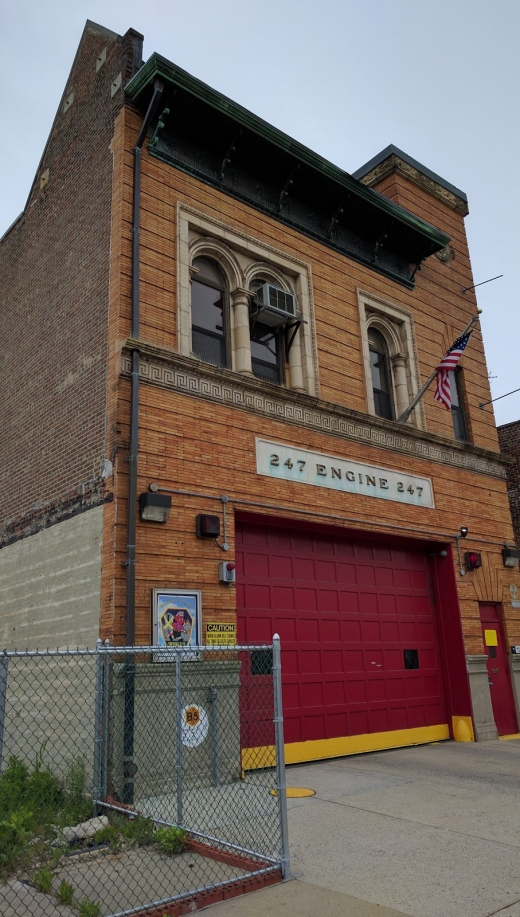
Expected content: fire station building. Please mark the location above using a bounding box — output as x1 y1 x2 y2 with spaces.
1 21 520 764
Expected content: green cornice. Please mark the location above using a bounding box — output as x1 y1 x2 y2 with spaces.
126 54 450 257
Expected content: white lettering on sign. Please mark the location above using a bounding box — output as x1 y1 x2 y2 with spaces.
255 439 434 508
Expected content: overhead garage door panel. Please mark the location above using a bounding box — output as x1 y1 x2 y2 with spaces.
236 521 446 748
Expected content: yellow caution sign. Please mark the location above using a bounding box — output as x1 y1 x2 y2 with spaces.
485 629 498 647
205 622 237 646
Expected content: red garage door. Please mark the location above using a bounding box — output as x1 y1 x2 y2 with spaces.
236 520 449 763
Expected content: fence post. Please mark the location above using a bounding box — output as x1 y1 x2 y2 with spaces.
175 650 184 826
101 639 110 802
273 633 290 879
93 639 103 814
123 651 136 805
208 685 220 787
0 651 8 771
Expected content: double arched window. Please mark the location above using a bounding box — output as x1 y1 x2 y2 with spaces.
182 208 317 396
189 258 291 386
191 257 230 368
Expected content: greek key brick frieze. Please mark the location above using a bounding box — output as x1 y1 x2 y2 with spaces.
121 353 505 479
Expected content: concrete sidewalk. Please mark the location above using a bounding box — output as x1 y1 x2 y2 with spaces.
203 738 520 917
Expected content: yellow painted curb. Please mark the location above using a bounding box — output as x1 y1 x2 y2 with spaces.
270 787 316 798
242 723 449 770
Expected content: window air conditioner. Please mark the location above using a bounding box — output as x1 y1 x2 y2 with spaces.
253 283 296 327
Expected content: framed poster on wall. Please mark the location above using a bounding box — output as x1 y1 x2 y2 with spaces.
152 589 202 660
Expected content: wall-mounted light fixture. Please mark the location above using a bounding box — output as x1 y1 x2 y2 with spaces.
455 526 469 576
196 514 221 538
139 492 172 523
464 551 482 571
502 546 520 569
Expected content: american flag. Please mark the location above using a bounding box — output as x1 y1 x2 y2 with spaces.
434 330 473 410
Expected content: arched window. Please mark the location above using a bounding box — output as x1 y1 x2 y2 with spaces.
191 257 230 367
449 369 469 442
249 277 285 384
368 328 394 420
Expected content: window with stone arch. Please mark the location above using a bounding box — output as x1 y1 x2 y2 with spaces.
191 256 230 368
368 326 395 420
247 268 296 385
358 289 425 429
187 237 242 371
178 204 319 395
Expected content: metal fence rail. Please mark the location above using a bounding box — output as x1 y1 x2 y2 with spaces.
0 639 289 917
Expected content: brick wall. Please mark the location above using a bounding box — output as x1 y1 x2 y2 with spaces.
498 421 520 547
0 21 142 542
99 111 516 653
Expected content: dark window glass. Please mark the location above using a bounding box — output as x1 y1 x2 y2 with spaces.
404 649 419 670
250 322 283 383
251 649 273 676
449 370 468 442
191 258 229 367
249 278 285 384
368 329 394 420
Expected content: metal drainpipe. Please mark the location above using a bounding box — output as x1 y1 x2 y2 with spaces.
123 79 164 804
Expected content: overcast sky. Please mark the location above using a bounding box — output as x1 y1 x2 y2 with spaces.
2 0 519 425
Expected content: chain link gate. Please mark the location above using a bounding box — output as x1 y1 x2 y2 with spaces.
0 638 289 916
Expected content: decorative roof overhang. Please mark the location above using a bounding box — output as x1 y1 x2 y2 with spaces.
126 55 450 288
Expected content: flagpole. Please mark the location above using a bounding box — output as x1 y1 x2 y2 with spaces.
396 311 482 425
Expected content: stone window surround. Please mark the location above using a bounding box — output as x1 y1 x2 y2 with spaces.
177 203 319 397
357 288 425 430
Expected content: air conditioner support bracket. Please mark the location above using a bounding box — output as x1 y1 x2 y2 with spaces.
284 319 304 356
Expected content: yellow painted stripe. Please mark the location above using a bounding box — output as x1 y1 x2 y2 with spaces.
242 745 276 771
242 724 450 770
498 733 520 740
270 787 316 798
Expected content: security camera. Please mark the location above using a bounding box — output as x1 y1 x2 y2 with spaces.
460 526 468 538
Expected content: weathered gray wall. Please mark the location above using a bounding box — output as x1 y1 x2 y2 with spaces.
0 507 103 651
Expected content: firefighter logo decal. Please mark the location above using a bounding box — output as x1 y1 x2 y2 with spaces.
160 605 194 647
181 704 209 747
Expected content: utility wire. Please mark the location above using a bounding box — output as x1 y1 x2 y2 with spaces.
479 386 520 409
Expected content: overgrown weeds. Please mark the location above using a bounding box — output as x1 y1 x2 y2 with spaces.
155 825 187 855
0 751 187 909
0 753 89 880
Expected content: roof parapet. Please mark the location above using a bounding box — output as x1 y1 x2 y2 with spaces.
352 145 468 217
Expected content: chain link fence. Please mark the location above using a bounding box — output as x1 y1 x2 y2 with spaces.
0 640 289 917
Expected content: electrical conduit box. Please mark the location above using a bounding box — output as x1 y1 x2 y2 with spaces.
219 562 236 584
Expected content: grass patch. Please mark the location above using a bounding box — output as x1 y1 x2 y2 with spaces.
56 879 75 905
33 865 54 894
0 753 188 897
78 899 101 917
0 753 91 880
155 825 187 855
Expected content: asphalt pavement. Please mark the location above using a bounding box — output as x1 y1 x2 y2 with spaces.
202 738 520 917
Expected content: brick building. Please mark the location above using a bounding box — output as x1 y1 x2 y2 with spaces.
497 421 520 551
1 20 519 762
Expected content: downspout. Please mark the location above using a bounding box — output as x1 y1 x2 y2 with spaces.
123 79 163 804
126 78 164 645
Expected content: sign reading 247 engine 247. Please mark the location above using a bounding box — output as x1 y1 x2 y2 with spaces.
256 439 435 508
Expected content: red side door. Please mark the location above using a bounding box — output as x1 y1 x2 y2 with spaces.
479 603 518 736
